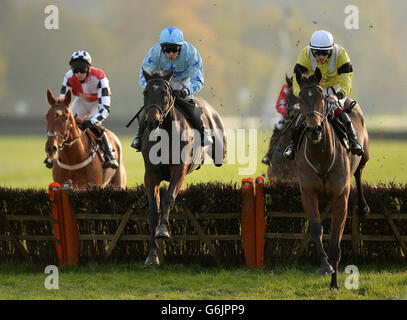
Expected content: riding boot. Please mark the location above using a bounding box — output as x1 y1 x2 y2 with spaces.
101 132 119 169
181 98 213 146
131 121 146 151
198 115 214 146
262 126 281 165
131 109 146 151
338 112 364 156
283 121 306 159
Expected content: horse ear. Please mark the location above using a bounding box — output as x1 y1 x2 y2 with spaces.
142 68 151 83
163 70 174 82
46 89 57 106
64 89 72 106
314 67 322 84
294 68 303 88
285 74 293 88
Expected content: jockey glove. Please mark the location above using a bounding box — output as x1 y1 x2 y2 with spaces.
173 89 187 99
80 119 93 130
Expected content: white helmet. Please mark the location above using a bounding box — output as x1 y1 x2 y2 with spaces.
69 50 92 66
309 30 334 50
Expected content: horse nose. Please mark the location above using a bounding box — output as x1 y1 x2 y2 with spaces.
307 124 323 141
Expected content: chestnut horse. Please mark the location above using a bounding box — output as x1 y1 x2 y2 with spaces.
267 75 299 182
139 69 226 265
294 68 369 290
45 89 126 188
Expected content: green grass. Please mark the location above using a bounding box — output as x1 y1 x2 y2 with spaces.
0 134 406 189
0 263 406 300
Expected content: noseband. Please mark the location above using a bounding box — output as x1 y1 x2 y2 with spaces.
144 78 175 127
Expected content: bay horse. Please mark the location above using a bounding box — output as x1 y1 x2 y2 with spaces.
267 75 299 182
45 89 126 188
140 69 226 265
294 68 369 290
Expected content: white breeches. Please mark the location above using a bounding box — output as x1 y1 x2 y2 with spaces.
71 96 101 125
324 85 346 109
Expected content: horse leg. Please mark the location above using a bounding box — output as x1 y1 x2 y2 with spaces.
302 189 334 275
354 165 370 217
144 175 161 265
328 192 349 290
156 167 187 239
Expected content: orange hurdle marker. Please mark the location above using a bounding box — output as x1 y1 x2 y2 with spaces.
241 178 256 267
48 182 79 267
255 176 266 268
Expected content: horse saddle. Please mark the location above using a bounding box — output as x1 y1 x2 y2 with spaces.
329 117 350 152
83 127 108 165
174 98 203 131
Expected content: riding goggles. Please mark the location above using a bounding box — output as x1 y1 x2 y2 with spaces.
312 49 330 57
72 67 88 74
162 44 181 53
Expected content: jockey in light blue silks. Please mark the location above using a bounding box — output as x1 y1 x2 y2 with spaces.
131 26 213 151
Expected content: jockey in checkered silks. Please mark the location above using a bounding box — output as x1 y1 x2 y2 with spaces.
56 50 119 169
131 26 213 151
283 30 364 160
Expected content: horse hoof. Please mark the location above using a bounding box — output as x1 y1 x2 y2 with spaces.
145 255 160 265
155 231 170 239
330 285 339 291
155 225 170 239
358 205 370 218
318 264 335 276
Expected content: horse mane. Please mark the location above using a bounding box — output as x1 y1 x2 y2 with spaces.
150 70 166 78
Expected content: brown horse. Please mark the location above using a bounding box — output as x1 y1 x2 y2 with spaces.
267 75 299 182
294 68 369 290
140 69 226 265
45 89 126 188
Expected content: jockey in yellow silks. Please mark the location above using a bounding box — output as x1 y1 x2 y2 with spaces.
283 30 363 159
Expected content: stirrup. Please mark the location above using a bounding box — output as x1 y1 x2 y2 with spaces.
44 158 53 169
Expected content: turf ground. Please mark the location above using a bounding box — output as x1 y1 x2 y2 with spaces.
0 262 406 300
1 134 406 301
0 133 406 189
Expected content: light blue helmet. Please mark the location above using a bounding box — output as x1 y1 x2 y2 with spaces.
159 26 184 45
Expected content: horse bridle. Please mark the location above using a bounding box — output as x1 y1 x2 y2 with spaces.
299 84 333 126
299 84 337 179
143 78 175 127
47 107 81 150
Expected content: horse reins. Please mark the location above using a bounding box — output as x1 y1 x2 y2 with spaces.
299 84 337 179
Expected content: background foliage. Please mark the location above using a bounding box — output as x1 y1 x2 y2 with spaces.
1 0 407 122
